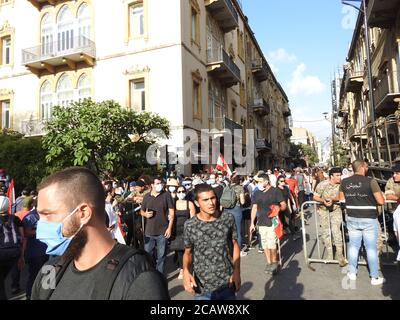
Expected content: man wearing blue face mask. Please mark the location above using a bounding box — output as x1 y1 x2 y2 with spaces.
141 176 175 274
31 167 169 300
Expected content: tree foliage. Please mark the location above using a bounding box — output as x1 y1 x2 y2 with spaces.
42 99 170 179
0 130 50 192
290 142 319 167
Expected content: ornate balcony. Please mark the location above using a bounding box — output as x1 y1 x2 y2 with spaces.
207 45 241 87
367 0 400 28
22 36 95 76
344 69 364 93
28 0 63 10
374 70 400 116
251 58 268 82
283 128 292 138
20 118 45 137
255 138 272 151
251 98 270 116
205 0 239 32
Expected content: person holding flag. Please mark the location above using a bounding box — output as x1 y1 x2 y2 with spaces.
250 174 286 275
216 154 232 178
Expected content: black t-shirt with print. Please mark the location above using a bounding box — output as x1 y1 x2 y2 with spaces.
251 187 285 227
184 211 237 294
142 191 174 236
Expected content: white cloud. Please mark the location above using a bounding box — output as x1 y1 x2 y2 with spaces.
269 63 279 73
268 48 297 64
288 63 325 96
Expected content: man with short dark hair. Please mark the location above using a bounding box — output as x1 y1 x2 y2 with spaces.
313 167 346 266
140 177 174 274
31 167 169 300
339 160 385 286
12 190 30 215
183 184 241 300
250 174 286 274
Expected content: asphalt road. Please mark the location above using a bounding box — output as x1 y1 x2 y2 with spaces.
6 206 400 300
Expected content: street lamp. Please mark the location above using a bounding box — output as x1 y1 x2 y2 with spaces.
341 0 381 164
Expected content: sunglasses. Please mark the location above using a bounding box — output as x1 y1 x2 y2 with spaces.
279 180 285 183
177 191 186 194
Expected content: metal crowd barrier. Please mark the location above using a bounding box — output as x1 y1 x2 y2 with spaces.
300 200 398 271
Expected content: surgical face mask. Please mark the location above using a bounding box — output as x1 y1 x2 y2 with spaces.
184 184 192 190
258 183 265 192
208 179 216 185
177 193 186 200
36 207 83 256
168 186 176 193
155 184 163 193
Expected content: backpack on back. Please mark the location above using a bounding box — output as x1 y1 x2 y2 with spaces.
220 185 237 209
0 216 21 261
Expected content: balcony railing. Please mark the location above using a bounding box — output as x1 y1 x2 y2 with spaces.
251 58 268 82
22 36 96 73
212 117 243 134
374 70 400 116
207 45 241 87
252 98 270 115
205 0 239 32
282 105 291 117
255 138 272 151
344 69 364 93
20 118 46 137
367 0 400 28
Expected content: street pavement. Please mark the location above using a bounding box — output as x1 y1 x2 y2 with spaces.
6 207 400 300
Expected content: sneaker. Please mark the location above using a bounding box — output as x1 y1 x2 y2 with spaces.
270 262 279 275
292 234 301 241
264 264 273 274
258 248 264 254
371 277 386 286
347 272 357 281
177 269 183 280
240 250 248 257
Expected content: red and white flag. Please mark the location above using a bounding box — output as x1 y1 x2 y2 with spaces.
216 154 232 177
6 179 15 215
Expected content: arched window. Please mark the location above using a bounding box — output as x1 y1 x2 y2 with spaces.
129 3 144 38
77 3 90 46
77 73 91 100
41 13 54 56
57 5 74 52
40 81 53 120
56 74 74 107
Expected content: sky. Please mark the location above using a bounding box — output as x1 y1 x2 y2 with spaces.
241 0 360 152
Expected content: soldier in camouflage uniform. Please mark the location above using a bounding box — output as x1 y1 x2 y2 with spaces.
385 163 400 202
313 167 347 266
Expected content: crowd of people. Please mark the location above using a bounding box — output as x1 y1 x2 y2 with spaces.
0 161 399 300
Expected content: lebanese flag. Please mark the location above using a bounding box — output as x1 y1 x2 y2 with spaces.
6 179 15 215
216 154 232 177
115 216 126 245
268 205 283 239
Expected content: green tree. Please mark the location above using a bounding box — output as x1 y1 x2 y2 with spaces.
0 129 50 192
42 99 170 179
290 142 319 167
330 141 350 167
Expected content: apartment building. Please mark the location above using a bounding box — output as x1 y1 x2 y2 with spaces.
337 0 400 168
0 0 291 175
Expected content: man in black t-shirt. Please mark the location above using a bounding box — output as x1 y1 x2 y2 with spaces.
250 174 286 275
31 167 169 300
141 177 175 274
183 184 241 300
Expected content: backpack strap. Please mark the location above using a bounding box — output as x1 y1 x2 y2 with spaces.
92 244 141 300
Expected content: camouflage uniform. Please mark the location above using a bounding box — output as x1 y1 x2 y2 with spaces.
385 178 400 199
314 180 345 264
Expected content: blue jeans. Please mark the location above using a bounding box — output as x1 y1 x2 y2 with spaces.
225 206 243 249
144 234 167 274
194 285 236 300
346 216 379 278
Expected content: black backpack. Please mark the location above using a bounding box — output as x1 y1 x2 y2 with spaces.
220 185 238 209
35 244 148 300
0 215 21 262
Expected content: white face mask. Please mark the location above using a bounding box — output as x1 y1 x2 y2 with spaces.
208 179 216 185
184 184 192 190
258 183 265 191
177 193 186 200
155 184 163 193
168 186 176 193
